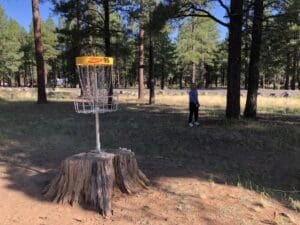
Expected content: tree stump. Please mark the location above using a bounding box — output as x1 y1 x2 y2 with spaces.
43 149 149 216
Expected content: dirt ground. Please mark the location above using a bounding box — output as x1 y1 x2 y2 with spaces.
0 94 299 225
0 162 299 225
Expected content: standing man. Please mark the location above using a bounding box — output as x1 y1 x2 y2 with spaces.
188 83 200 127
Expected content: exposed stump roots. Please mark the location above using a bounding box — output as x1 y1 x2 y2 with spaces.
43 149 149 216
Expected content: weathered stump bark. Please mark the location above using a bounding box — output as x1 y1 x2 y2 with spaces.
43 149 149 216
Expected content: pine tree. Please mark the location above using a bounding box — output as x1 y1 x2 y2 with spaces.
32 0 47 103
177 17 219 86
244 0 264 118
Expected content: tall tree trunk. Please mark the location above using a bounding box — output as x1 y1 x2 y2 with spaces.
75 0 83 94
44 68 48 86
8 75 12 87
179 70 183 89
103 0 111 58
32 0 47 103
138 2 145 100
191 18 196 83
103 0 113 106
243 0 250 90
226 0 243 119
16 72 21 87
31 60 35 87
24 63 28 87
75 0 82 56
192 63 196 83
291 48 297 90
160 60 165 90
284 53 290 90
149 35 155 104
244 0 264 118
260 72 265 88
221 66 225 86
297 49 300 90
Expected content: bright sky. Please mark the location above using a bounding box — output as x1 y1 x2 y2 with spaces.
0 0 228 40
0 0 56 30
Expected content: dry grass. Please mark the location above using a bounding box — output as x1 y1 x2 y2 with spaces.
1 87 299 115
121 94 300 115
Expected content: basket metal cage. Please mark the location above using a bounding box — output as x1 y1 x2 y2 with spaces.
74 56 117 152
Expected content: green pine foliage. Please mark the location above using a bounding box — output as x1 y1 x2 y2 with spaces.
0 6 25 85
0 1 298 90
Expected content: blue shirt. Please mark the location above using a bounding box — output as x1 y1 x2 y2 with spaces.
189 89 199 104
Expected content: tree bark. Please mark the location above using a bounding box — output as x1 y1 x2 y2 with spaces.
75 0 82 90
221 66 225 86
226 0 244 119
44 149 149 217
103 0 113 107
160 60 165 90
16 72 21 87
191 18 196 83
149 34 155 104
243 0 250 90
244 0 263 118
32 0 47 103
179 70 183 89
297 49 300 90
284 53 290 90
192 62 196 83
138 2 145 101
291 48 297 90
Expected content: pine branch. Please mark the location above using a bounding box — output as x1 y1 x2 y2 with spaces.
216 0 230 16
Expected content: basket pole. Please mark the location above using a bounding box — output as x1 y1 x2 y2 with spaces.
95 112 101 152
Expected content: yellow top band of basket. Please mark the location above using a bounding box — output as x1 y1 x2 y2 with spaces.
76 56 114 66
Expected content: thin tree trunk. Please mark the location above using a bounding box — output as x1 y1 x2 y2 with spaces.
243 0 250 90
16 72 21 87
24 64 28 87
191 18 196 83
226 0 243 119
44 68 48 86
221 66 225 86
297 49 300 90
103 0 113 106
75 0 82 56
76 0 83 93
32 0 47 103
244 0 264 118
285 53 290 90
291 49 297 90
149 35 155 104
260 72 265 88
31 60 34 87
138 2 145 100
179 70 183 89
192 63 196 83
8 75 12 87
160 60 165 90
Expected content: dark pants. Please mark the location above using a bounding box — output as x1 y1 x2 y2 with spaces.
189 103 199 123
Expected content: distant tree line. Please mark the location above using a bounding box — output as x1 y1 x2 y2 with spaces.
0 0 298 118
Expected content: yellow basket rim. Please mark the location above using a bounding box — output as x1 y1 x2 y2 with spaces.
76 56 114 66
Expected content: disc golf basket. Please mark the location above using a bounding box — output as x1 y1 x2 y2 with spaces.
43 56 149 217
74 56 117 152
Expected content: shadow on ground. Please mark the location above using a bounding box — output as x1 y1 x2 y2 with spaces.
0 99 299 211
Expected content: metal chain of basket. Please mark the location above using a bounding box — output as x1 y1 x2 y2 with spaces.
74 56 118 152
